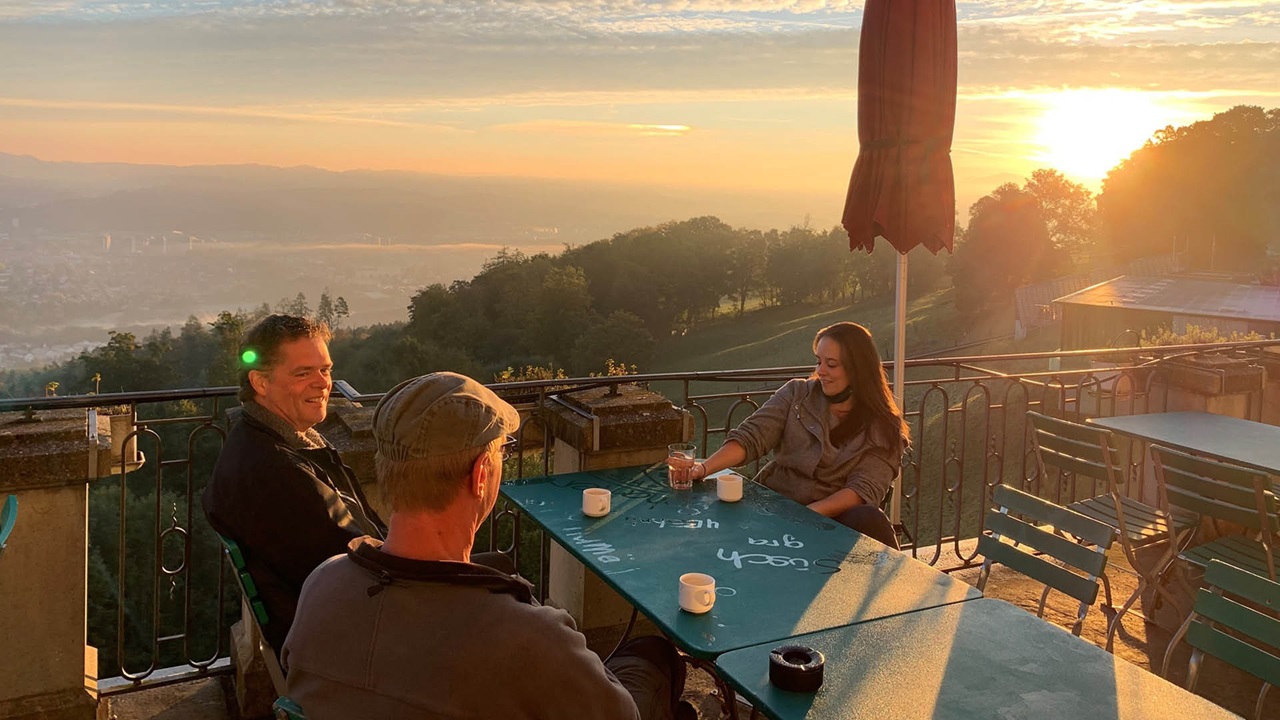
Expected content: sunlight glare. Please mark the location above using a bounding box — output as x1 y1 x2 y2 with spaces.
1033 89 1186 182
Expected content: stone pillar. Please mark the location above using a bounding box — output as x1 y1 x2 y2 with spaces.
0 409 112 720
539 385 691 635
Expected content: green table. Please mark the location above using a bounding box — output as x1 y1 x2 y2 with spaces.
1089 412 1280 475
501 465 980 660
714 598 1240 720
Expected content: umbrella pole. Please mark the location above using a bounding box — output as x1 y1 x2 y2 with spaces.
891 252 907 527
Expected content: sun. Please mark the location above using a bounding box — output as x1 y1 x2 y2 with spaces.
1033 89 1189 183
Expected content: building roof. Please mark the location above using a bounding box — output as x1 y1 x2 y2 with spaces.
1054 275 1280 323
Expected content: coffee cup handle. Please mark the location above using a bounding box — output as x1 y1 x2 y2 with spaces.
700 589 714 606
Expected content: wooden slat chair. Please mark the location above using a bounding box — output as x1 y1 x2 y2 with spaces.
218 533 288 697
1153 445 1280 681
977 484 1115 636
1165 559 1280 720
273 697 306 720
1153 444 1279 583
0 494 16 559
1027 411 1198 650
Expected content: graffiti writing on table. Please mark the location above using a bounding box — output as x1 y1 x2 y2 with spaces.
715 547 843 575
627 517 720 530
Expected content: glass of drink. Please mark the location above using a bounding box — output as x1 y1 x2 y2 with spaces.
667 442 697 490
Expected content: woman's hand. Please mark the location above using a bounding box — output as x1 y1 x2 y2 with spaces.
666 453 704 484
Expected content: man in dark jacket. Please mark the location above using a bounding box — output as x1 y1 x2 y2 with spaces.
282 372 691 719
202 314 384 651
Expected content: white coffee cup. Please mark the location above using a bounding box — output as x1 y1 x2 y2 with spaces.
679 572 716 614
582 488 611 517
717 472 744 503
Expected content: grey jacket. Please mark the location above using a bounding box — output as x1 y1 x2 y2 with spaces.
725 378 902 507
282 538 643 720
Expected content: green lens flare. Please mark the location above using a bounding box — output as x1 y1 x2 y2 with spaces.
241 349 258 365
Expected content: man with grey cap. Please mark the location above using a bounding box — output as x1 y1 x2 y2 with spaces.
281 371 691 720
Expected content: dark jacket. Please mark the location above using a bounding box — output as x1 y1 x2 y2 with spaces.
283 538 645 720
202 406 384 651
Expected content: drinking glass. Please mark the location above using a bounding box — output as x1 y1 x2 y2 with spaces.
667 442 697 490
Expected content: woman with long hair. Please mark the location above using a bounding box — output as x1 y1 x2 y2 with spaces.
669 322 910 547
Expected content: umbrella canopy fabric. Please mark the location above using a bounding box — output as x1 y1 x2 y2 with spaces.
843 0 957 256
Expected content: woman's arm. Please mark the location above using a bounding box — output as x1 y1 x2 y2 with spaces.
667 440 747 483
807 488 865 518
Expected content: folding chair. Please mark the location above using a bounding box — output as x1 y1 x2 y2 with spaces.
1153 445 1280 681
977 484 1115 636
273 696 306 719
218 533 287 696
0 495 16 559
1164 559 1280 720
1027 412 1198 650
1154 444 1279 583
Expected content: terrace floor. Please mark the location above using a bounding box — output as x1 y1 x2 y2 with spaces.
105 544 1276 719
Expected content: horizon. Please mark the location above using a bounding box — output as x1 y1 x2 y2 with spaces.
3 1 1279 216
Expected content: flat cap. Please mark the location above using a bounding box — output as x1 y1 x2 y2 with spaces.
373 372 520 461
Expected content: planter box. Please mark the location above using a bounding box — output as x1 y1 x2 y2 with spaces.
1158 354 1265 396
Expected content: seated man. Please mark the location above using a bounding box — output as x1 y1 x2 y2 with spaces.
202 314 384 651
282 372 690 719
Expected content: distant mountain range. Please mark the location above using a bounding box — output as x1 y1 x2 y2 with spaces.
0 153 831 245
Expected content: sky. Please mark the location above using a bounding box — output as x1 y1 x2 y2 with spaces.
1 0 1279 217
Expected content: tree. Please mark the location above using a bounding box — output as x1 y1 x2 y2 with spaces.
1099 105 1280 270
1023 168 1097 259
949 184 1070 316
725 231 768 315
334 297 350 329
569 311 655 376
315 289 335 328
278 292 309 317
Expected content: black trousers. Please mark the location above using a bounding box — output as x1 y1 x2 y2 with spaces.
606 636 687 720
832 504 900 549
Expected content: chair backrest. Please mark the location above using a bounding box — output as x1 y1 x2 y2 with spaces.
1152 444 1279 535
0 495 16 556
273 696 306 720
1026 412 1122 497
218 533 271 628
978 484 1115 606
1187 559 1280 689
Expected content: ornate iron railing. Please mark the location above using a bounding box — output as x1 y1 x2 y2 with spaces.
2 338 1275 694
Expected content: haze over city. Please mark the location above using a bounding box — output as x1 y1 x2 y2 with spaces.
2 0 1279 369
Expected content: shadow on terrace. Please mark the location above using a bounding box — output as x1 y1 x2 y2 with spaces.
2 339 1278 719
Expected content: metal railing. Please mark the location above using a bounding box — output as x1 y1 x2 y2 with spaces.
3 337 1275 695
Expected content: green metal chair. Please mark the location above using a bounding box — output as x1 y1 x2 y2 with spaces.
218 533 288 696
977 484 1115 636
1027 412 1198 650
0 494 16 559
272 696 305 720
1164 559 1280 720
1153 444 1279 583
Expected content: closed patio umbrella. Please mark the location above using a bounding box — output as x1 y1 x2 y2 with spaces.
842 0 957 526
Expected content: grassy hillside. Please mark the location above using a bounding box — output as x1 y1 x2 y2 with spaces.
650 286 1016 376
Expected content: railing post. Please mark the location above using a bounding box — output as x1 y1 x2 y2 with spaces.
539 385 691 642
0 409 112 720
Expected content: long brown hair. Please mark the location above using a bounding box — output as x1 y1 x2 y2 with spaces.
812 322 910 449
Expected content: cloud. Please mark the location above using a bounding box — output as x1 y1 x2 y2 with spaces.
491 119 694 137
0 96 456 129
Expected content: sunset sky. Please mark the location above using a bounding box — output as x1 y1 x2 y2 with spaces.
2 0 1279 215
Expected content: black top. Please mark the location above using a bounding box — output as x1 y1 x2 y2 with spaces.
202 410 384 650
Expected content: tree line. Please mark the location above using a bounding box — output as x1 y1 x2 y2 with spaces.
4 104 1275 398
952 105 1280 317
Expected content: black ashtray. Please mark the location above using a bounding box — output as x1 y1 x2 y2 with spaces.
768 644 825 692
